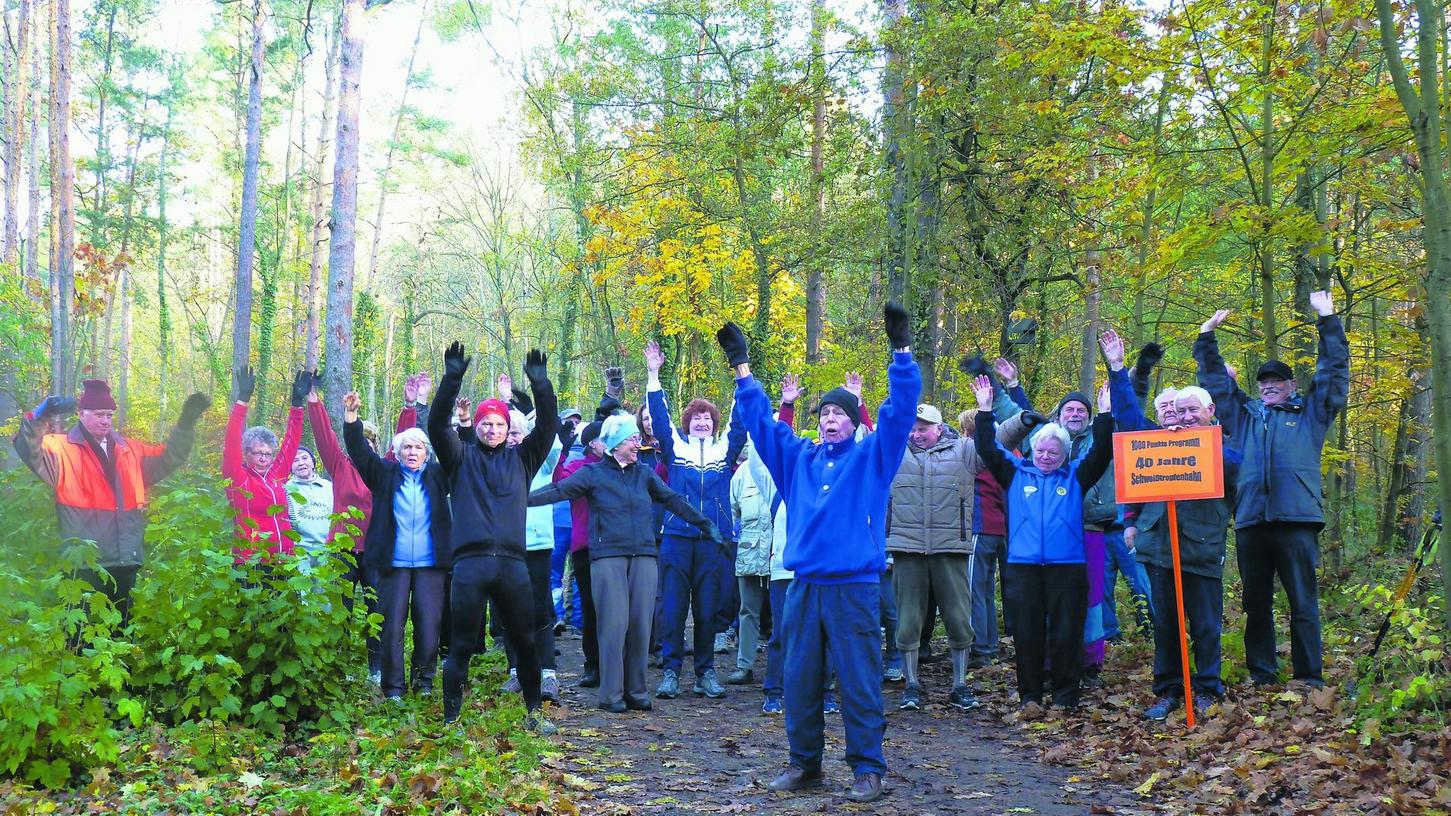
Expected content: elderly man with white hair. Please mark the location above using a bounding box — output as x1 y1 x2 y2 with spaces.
971 374 1115 711
343 390 454 703
1102 329 1242 721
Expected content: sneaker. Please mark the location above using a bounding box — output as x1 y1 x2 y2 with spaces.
657 670 680 699
384 693 405 704
694 669 727 698
1193 693 1218 716
882 666 905 683
726 668 754 685
1081 667 1104 689
1143 697 1180 721
503 672 521 694
369 669 383 687
714 632 731 654
648 652 663 668
966 654 992 671
949 684 980 711
822 692 840 715
899 684 922 711
526 710 558 736
541 673 560 702
762 695 783 715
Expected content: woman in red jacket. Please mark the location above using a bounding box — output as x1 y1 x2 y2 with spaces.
222 368 307 563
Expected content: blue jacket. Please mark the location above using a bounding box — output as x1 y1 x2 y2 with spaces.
647 388 747 539
735 351 921 585
1194 316 1349 529
977 412 1114 565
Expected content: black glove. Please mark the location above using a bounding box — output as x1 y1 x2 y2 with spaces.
522 349 549 386
444 342 471 379
716 322 749 367
234 366 256 404
957 353 991 379
1019 411 1048 433
604 366 624 400
510 386 534 415
884 301 912 349
179 393 212 426
1133 342 1164 379
34 395 78 418
289 370 313 408
595 396 622 422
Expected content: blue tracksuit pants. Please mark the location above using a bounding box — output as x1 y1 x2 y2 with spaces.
659 533 724 677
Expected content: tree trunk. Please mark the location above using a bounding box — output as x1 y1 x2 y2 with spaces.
1257 10 1277 361
882 0 908 305
1078 251 1101 396
24 3 39 282
4 0 29 267
323 0 366 425
805 0 826 368
231 0 265 393
1373 0 1451 629
49 0 73 393
304 13 339 372
363 0 428 291
156 75 174 430
87 1 115 247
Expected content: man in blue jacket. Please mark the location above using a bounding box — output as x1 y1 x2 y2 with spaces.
720 303 919 804
1194 291 1349 687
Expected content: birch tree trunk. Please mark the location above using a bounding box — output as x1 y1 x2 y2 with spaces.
4 0 29 267
156 76 174 428
363 0 428 291
232 0 266 390
49 0 74 393
305 14 339 372
323 0 366 422
24 3 39 282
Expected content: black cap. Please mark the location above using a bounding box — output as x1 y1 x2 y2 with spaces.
1255 360 1293 382
580 421 603 447
815 387 860 427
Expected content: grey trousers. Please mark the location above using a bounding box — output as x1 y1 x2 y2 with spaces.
592 555 659 707
893 552 973 651
736 575 770 670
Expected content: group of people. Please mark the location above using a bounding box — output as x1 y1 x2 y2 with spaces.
15 289 1349 803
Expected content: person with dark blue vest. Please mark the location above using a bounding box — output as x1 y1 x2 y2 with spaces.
722 303 919 805
645 340 747 700
1194 291 1348 687
971 373 1115 711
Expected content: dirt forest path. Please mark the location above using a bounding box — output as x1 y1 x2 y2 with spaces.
540 625 1149 815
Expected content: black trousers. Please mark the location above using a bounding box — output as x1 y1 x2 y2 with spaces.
505 550 558 672
572 549 599 675
445 555 542 710
79 564 140 625
1004 563 1088 708
377 566 446 697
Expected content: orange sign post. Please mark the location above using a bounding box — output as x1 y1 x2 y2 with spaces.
1113 426 1227 729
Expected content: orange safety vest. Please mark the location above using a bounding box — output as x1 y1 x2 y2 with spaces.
42 429 160 512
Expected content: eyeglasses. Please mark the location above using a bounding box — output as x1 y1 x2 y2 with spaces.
246 449 276 458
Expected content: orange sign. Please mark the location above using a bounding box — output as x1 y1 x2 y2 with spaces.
1112 426 1225 503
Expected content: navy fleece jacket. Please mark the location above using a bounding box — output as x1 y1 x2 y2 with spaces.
734 351 921 584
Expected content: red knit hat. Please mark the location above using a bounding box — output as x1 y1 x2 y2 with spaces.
78 379 117 411
474 398 509 427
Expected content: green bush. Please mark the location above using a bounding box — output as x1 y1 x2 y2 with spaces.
0 543 138 787
127 479 373 736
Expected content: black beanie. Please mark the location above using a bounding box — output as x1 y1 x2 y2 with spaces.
581 421 603 448
1057 391 1092 415
815 387 860 426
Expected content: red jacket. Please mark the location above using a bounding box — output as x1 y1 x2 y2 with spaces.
223 402 303 561
307 400 371 553
557 452 600 553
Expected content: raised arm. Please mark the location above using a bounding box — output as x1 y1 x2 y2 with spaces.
1193 310 1250 443
865 303 923 478
724 400 747 468
1075 413 1116 491
844 372 875 431
141 393 210 486
429 342 471 474
972 376 1016 487
716 323 805 489
222 398 249 481
1100 330 1154 432
343 393 390 490
271 404 305 481
1306 291 1350 430
12 396 78 486
527 465 594 506
517 349 560 478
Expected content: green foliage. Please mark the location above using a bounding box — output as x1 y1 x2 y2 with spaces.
127 480 370 737
1349 582 1450 730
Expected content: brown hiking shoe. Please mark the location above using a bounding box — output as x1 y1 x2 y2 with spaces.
846 772 883 803
766 766 823 792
